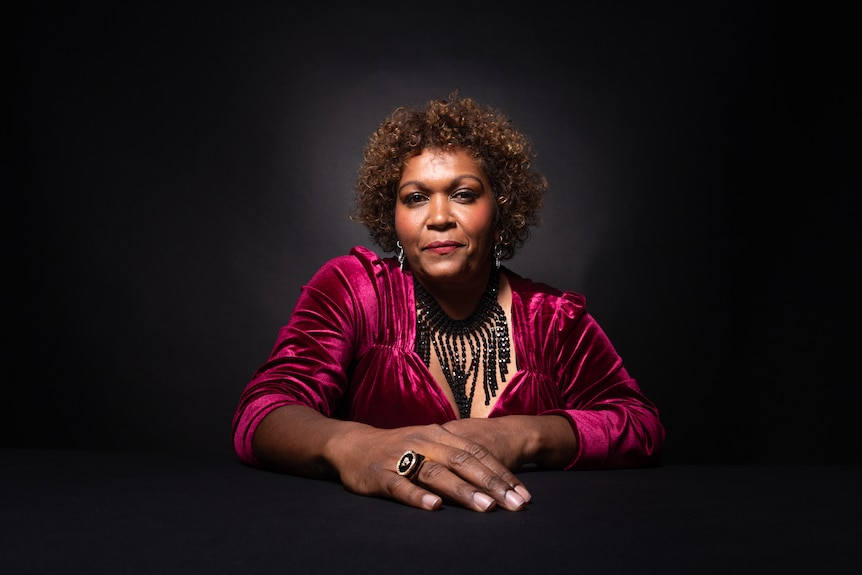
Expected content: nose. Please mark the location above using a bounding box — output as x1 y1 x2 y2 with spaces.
427 195 453 229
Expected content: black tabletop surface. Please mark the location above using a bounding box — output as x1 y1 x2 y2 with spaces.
3 449 860 574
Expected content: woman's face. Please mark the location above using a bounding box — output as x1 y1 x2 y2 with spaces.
395 148 497 289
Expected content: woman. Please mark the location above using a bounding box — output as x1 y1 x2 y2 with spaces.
232 94 665 512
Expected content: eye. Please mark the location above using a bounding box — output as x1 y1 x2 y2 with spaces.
450 188 478 202
403 191 428 206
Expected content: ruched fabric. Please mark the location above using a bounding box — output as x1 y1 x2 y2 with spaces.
232 246 664 469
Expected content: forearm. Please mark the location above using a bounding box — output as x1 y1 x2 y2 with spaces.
524 414 580 468
252 404 373 480
507 414 578 469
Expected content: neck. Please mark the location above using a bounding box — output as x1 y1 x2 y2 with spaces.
414 263 495 320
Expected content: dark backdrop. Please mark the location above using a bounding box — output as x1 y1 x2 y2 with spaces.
6 2 858 464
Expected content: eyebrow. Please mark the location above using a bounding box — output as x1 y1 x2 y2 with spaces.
397 174 486 194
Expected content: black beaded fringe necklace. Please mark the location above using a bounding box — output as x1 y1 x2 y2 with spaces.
414 267 510 418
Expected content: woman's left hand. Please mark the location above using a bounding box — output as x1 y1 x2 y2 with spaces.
442 414 577 471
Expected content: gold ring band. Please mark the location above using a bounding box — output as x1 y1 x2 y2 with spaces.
396 450 426 479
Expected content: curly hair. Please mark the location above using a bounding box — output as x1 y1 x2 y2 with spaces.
349 92 548 261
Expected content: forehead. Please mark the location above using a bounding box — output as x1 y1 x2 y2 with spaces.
401 148 484 180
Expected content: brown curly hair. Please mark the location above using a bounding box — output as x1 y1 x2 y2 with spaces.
349 92 547 261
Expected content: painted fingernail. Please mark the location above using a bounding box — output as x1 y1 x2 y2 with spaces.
473 492 495 511
422 494 442 510
514 485 532 502
505 489 526 509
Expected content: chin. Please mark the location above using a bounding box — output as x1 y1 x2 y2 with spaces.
416 261 480 282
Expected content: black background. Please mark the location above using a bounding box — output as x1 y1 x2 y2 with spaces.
6 2 858 464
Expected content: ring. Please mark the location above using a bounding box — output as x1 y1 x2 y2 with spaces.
396 450 426 479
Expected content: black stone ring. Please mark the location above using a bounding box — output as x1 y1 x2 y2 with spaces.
396 450 426 480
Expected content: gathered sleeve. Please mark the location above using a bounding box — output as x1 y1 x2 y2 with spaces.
231 252 378 466
510 276 665 470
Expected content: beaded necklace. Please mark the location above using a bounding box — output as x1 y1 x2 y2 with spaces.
414 267 510 418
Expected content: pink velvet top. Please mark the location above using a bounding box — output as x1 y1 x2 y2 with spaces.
232 246 664 469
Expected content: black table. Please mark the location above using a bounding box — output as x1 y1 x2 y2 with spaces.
3 449 860 574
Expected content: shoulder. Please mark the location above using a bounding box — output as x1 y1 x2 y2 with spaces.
305 246 404 303
504 270 613 359
504 268 587 323
505 268 586 307
311 245 393 280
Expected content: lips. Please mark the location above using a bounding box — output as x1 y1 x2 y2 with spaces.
423 241 462 254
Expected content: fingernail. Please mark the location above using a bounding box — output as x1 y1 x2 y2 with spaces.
514 485 532 502
505 489 526 509
473 492 495 511
422 494 442 510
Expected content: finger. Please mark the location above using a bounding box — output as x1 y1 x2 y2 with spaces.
412 459 500 512
393 427 531 511
408 452 526 512
425 425 522 483
384 449 499 512
386 473 443 511
417 432 531 510
457 440 532 503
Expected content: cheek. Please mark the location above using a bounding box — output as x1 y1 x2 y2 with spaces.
393 205 414 238
464 205 497 236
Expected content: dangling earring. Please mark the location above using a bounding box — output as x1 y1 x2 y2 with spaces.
396 241 405 272
493 241 502 270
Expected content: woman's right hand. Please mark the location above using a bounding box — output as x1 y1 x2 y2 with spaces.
333 422 532 512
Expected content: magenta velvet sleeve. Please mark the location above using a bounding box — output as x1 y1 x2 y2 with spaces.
231 247 455 465
491 272 664 469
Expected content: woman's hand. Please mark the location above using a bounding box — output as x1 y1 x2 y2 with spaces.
441 414 578 471
253 406 581 512
332 421 531 512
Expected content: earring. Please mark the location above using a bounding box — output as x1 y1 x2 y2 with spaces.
396 241 405 272
493 241 502 270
